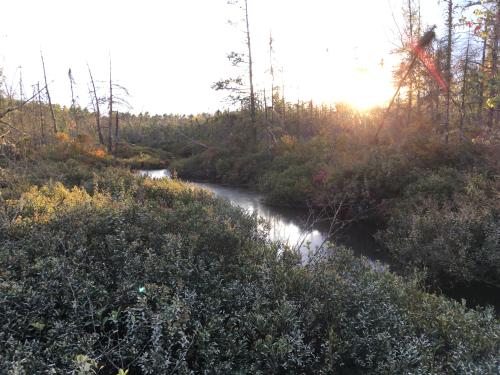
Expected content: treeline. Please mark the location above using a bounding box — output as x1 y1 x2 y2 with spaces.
1 2 499 150
0 58 129 159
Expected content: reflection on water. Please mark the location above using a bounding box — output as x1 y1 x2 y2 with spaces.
138 169 171 179
139 169 382 263
196 182 326 256
138 169 499 311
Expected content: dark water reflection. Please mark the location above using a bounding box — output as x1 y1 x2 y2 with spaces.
196 182 389 263
139 170 385 265
139 169 498 311
207 181 498 312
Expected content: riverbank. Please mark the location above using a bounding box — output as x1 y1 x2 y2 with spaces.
141 168 500 311
141 172 388 260
1 151 498 373
168 138 500 305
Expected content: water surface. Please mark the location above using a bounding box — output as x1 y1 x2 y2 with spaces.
139 169 384 264
138 169 499 311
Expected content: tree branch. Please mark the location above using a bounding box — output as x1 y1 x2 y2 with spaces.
0 85 46 120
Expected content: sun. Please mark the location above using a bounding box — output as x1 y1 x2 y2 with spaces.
335 66 394 111
305 60 395 112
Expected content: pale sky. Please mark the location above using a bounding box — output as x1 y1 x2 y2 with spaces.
0 0 442 115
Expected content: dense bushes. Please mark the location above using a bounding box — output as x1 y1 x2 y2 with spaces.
170 121 500 294
173 149 267 186
0 162 498 373
379 169 500 288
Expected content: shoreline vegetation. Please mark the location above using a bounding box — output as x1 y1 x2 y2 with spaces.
0 145 498 373
1 0 499 368
164 112 500 301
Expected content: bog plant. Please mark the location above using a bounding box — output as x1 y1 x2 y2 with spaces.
379 169 500 288
0 160 498 374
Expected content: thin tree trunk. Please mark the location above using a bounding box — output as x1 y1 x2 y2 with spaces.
264 88 268 121
37 82 45 145
41 52 57 134
478 21 488 126
416 0 421 117
18 68 24 129
244 0 256 143
68 68 78 134
19 68 24 101
87 65 104 145
269 32 275 122
444 0 453 144
282 82 286 125
114 111 119 151
487 2 499 128
408 83 413 126
108 59 113 153
407 0 414 127
459 31 471 141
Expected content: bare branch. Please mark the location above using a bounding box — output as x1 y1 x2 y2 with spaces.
0 84 46 120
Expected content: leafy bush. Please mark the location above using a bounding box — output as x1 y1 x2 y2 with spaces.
0 164 498 374
260 164 314 207
172 151 218 181
379 170 500 288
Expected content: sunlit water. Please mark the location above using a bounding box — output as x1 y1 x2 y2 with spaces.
138 169 385 264
137 169 499 310
139 169 171 179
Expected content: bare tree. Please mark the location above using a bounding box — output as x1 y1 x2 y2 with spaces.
40 51 57 133
269 32 275 122
87 64 105 145
444 0 454 144
375 26 439 141
68 68 79 134
37 82 46 144
0 84 46 149
478 20 488 125
213 0 257 145
18 66 24 101
459 27 472 141
407 0 415 127
108 59 113 153
487 1 499 128
114 110 119 151
18 66 24 129
243 0 256 130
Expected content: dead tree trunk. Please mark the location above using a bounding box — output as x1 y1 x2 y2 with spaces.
244 0 256 143
41 52 57 134
18 67 24 129
487 2 499 129
37 82 45 145
269 32 275 122
108 59 113 153
476 22 488 126
407 0 414 127
68 68 78 134
459 31 471 141
87 65 105 145
114 111 119 151
264 88 268 121
444 0 453 144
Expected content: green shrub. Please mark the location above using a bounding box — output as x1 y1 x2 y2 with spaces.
379 171 500 288
260 164 314 207
0 163 498 374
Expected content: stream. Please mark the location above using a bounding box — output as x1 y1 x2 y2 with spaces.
138 169 387 265
139 169 499 311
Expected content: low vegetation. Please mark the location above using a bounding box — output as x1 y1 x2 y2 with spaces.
0 1 497 370
0 151 498 374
